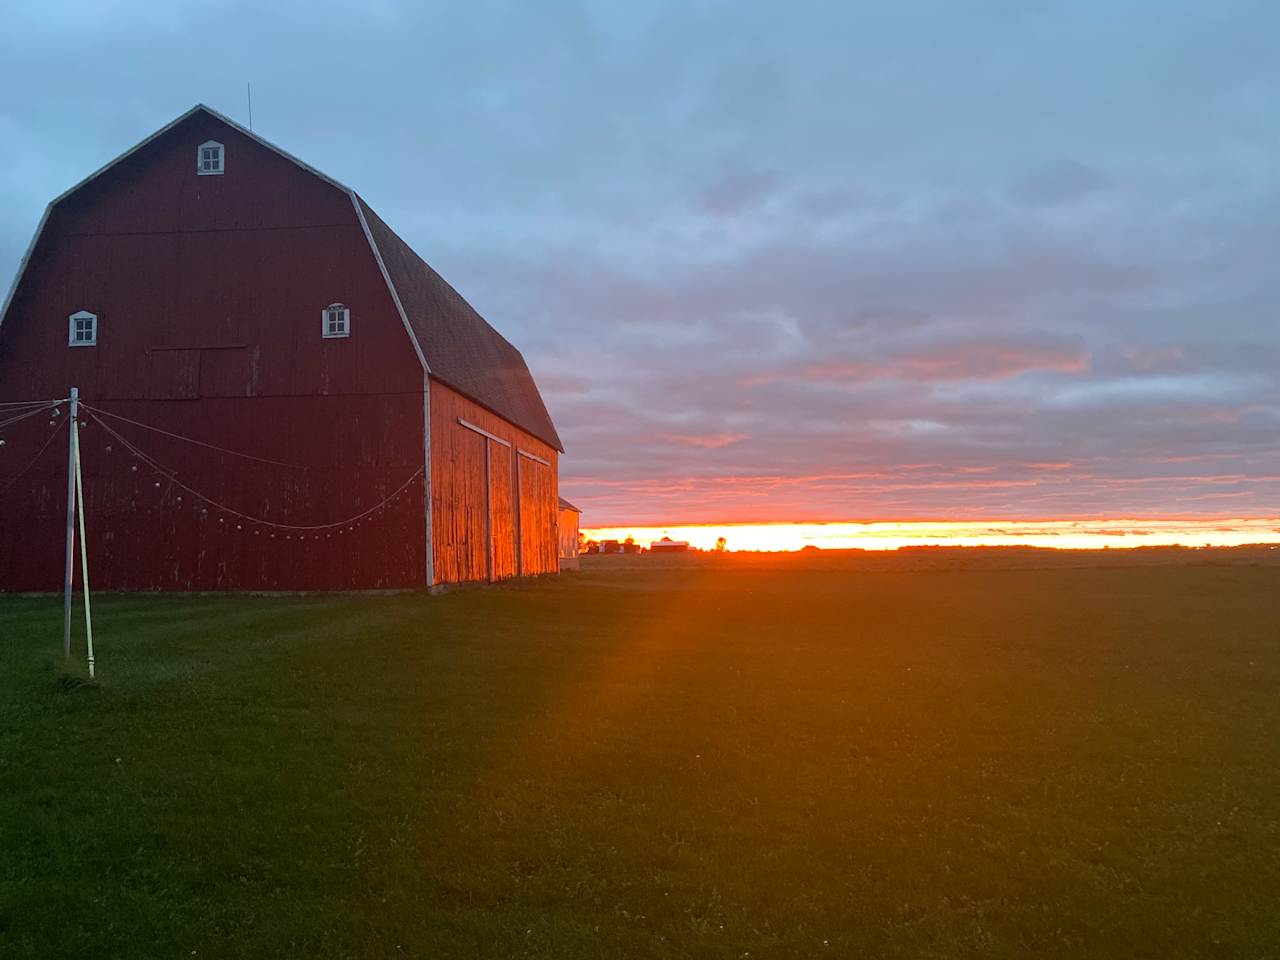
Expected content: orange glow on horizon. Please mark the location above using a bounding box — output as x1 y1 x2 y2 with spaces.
581 518 1280 552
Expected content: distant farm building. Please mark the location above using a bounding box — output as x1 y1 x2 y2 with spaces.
0 105 563 591
557 497 581 570
650 537 690 553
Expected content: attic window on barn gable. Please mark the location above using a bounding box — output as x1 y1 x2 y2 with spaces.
322 303 350 339
197 140 224 175
68 310 97 347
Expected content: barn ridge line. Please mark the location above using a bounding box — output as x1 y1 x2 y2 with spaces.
1 103 563 454
0 104 429 383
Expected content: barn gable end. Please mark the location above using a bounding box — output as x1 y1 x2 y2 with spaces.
0 107 420 406
0 105 563 591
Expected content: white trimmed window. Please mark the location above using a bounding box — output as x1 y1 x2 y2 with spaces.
323 303 350 338
197 140 224 175
68 310 97 347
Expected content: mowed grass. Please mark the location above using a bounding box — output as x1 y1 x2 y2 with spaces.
2 552 1279 958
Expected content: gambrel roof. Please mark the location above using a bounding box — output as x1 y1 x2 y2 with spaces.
356 199 562 451
0 104 563 452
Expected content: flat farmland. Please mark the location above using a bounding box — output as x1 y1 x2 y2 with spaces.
2 549 1278 958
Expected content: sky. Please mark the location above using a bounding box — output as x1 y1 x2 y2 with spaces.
3 1 1279 528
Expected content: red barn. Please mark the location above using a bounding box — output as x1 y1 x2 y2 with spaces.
0 105 563 592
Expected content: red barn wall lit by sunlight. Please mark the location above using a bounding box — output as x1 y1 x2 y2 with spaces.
557 497 582 571
0 105 562 591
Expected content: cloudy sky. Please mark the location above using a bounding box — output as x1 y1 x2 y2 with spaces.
3 1 1278 525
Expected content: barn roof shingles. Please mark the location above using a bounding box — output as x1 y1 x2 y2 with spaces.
356 199 563 452
1 104 563 453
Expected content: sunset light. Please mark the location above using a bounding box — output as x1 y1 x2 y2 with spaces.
583 518 1280 553
5 4 1280 957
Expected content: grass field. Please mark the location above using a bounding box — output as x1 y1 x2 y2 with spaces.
3 550 1279 958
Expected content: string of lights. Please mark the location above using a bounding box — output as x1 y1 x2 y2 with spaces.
80 402 309 470
0 400 64 433
88 411 423 535
0 417 67 493
0 396 69 409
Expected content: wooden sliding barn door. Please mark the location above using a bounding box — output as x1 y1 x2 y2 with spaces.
488 441 517 581
517 452 556 575
457 427 490 583
445 414 555 583
452 419 518 583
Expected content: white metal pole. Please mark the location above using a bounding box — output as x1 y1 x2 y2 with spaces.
72 417 95 679
62 386 78 658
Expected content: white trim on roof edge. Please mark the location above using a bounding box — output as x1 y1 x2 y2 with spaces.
0 103 427 378
0 204 51 332
350 194 428 373
187 108 424 369
3 104 341 326
3 104 349 327
197 103 351 193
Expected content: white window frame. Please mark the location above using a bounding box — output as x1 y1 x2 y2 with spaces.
68 310 97 347
197 140 224 176
322 303 350 339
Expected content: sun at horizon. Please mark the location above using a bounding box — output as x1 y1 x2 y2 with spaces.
581 517 1280 552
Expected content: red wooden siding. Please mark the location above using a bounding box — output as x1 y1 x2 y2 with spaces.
429 414 488 585
558 506 580 559
488 443 517 580
0 395 426 591
429 380 559 584
0 111 428 591
518 456 558 575
1 108 563 594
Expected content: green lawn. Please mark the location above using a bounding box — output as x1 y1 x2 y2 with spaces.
3 552 1279 958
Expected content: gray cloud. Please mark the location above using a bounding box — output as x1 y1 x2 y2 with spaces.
3 0 1279 524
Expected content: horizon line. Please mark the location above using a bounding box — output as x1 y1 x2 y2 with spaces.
580 514 1280 530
